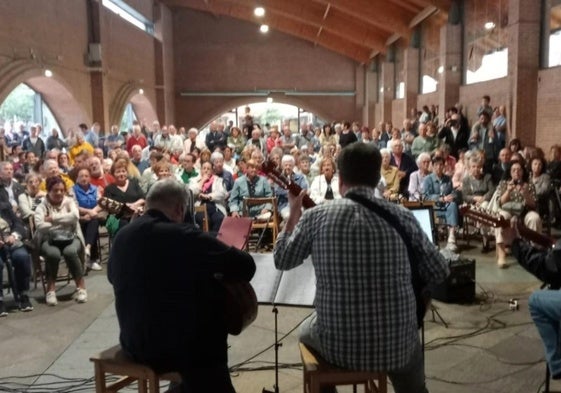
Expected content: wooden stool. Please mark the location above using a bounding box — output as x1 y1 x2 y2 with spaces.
90 345 181 393
299 342 387 393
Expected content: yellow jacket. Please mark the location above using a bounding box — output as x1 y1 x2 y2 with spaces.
69 142 94 164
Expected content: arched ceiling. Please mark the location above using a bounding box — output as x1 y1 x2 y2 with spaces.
159 0 451 64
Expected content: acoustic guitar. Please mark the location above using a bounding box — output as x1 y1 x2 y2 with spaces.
216 217 259 335
459 204 554 248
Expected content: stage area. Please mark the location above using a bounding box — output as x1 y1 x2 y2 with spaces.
0 240 558 393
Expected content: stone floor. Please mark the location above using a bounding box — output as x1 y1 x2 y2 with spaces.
1 234 560 393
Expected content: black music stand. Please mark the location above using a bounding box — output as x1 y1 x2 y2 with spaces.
249 253 316 393
217 220 316 393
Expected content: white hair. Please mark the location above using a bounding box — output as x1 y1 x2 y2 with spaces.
281 155 295 165
210 152 224 163
188 127 198 135
379 148 391 157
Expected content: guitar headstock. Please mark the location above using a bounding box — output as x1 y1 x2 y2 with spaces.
261 160 289 189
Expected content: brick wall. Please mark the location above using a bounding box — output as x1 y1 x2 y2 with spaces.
173 8 362 128
536 67 561 153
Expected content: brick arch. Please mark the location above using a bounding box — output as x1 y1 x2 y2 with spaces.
109 82 157 127
0 60 89 136
192 96 336 129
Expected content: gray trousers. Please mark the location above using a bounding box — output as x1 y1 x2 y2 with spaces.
299 312 429 393
41 238 83 282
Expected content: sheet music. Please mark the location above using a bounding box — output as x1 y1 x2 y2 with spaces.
249 253 316 307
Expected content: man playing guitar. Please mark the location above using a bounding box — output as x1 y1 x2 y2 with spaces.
273 143 449 393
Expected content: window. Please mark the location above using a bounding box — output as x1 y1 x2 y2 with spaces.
420 16 445 94
464 0 509 84
394 44 405 99
102 0 154 36
120 103 137 132
547 3 561 67
0 84 61 140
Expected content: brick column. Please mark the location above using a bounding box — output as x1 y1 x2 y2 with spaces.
380 61 394 122
365 67 378 128
87 0 106 132
404 48 419 124
508 0 540 145
438 23 462 115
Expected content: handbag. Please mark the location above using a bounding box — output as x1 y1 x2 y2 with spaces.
48 229 76 248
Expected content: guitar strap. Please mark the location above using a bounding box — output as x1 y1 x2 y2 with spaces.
346 192 427 328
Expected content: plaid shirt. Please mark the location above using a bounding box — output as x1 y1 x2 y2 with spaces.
274 186 448 371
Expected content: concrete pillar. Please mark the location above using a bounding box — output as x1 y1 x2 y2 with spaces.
438 23 462 115
404 48 420 123
508 0 540 145
380 61 394 122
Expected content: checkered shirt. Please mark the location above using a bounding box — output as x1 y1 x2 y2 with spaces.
274 186 449 371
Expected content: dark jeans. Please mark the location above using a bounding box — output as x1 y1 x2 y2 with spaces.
80 218 99 259
0 246 31 298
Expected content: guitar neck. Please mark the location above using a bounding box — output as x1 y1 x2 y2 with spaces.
517 224 554 248
460 204 554 248
262 161 316 209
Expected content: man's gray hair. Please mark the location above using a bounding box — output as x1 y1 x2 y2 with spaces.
210 151 224 164
281 154 295 164
146 179 190 212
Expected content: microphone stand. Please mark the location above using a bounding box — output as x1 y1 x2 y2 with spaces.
262 306 281 393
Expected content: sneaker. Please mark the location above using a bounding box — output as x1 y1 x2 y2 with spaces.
88 261 102 271
19 295 34 312
46 291 58 306
75 288 87 303
0 301 7 317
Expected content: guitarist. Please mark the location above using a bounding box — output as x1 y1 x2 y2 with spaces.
108 179 255 393
274 143 449 393
511 227 561 379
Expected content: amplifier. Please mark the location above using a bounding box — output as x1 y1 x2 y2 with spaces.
430 258 476 304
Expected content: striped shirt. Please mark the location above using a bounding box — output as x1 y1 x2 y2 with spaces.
274 186 448 371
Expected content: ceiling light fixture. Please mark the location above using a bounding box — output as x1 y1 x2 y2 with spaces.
44 69 53 78
266 97 273 103
484 21 495 30
260 24 269 33
139 88 144 95
254 7 265 17
437 66 444 74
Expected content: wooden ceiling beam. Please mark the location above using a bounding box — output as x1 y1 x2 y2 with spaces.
311 0 412 37
225 0 387 52
163 0 371 63
402 0 451 11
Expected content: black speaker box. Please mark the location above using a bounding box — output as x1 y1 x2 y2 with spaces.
430 258 476 303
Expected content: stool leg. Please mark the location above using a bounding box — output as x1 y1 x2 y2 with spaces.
93 363 105 393
139 378 148 393
148 373 160 393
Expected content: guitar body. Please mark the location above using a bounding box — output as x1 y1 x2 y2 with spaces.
222 280 258 336
216 218 258 335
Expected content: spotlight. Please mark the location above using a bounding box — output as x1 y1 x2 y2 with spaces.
437 66 444 74
484 21 495 30
44 69 53 77
260 24 269 33
267 97 273 103
139 88 144 95
254 7 265 17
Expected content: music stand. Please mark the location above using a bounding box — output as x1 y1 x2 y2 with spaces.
217 219 316 393
407 203 449 328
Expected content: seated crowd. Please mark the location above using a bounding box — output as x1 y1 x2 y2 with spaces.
0 96 560 315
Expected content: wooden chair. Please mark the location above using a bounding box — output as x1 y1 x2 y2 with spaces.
299 342 387 393
194 205 209 232
90 345 181 393
242 197 279 250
